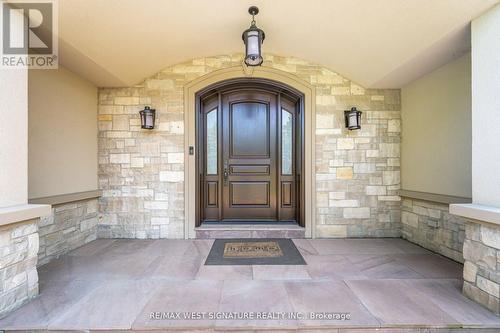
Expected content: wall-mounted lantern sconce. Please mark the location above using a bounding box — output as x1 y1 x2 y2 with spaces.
140 106 156 130
344 107 362 130
242 6 265 66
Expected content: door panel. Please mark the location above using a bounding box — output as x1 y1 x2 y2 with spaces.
230 182 270 206
230 165 270 174
230 102 269 157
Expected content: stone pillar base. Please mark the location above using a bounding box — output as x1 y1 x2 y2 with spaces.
462 221 500 314
0 218 39 318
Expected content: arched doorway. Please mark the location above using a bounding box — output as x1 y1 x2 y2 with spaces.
195 79 305 226
184 66 316 239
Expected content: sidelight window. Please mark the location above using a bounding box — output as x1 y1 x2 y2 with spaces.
206 109 218 175
281 109 293 175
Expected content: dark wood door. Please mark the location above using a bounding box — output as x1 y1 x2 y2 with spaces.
200 86 299 223
222 91 277 220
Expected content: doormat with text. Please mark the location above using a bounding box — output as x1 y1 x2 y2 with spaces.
205 238 306 265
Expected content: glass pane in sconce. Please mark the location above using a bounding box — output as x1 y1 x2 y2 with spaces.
206 109 217 175
282 109 293 175
247 32 259 55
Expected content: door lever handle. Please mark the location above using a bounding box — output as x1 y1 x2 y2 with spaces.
223 168 229 185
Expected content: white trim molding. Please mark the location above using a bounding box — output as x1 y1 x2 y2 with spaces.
450 203 500 226
0 204 51 227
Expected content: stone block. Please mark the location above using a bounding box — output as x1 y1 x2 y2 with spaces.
337 138 354 150
480 224 500 250
343 207 370 219
382 171 400 185
388 119 401 132
159 171 184 182
336 167 353 179
353 163 376 174
477 275 500 297
146 79 174 90
463 239 497 270
109 154 130 164
379 143 400 157
167 152 184 164
402 211 419 228
329 200 359 208
316 225 347 238
316 114 335 129
80 217 98 232
114 97 140 105
130 157 144 168
464 261 478 283
151 217 170 225
366 186 386 196
112 115 129 130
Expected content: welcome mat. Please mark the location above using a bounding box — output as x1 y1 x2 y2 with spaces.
205 238 306 265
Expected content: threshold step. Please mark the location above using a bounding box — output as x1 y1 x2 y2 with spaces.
195 223 305 239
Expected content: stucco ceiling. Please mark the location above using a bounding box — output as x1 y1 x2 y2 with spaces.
57 0 499 88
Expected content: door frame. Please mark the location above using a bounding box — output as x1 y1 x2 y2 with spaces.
184 66 316 238
196 81 302 224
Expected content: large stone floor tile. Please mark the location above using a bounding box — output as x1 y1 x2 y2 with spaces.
346 255 424 279
132 280 223 329
390 238 433 254
101 239 158 256
48 280 156 330
309 239 406 255
393 254 463 279
67 239 116 257
304 255 364 280
293 239 319 255
284 280 379 327
0 279 102 330
253 265 311 280
346 279 458 325
196 265 253 280
216 280 297 329
410 279 500 325
145 249 204 280
142 239 196 257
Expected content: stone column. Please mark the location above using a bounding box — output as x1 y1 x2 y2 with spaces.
463 222 500 313
0 68 50 317
450 3 500 314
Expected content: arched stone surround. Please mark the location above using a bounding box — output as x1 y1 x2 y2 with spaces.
97 54 401 239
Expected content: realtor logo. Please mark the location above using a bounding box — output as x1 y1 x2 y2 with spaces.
1 0 58 68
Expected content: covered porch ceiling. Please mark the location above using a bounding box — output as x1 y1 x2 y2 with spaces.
58 0 498 88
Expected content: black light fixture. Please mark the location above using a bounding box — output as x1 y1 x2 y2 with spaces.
140 106 156 130
344 107 362 130
242 6 265 66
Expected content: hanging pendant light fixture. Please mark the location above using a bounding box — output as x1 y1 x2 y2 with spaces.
242 6 265 66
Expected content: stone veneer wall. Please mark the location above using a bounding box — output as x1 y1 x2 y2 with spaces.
0 219 39 318
401 198 466 262
98 53 401 239
38 199 98 266
463 221 500 314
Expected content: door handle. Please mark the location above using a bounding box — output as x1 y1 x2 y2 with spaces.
223 167 229 185
223 161 229 185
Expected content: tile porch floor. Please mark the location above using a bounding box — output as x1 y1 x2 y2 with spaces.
1 238 500 332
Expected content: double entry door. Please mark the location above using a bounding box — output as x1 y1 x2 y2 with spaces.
200 87 301 223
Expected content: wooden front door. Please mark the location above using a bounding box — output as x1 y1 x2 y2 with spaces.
199 84 301 223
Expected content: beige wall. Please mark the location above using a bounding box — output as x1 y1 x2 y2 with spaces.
28 67 98 199
401 53 471 198
0 69 28 207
